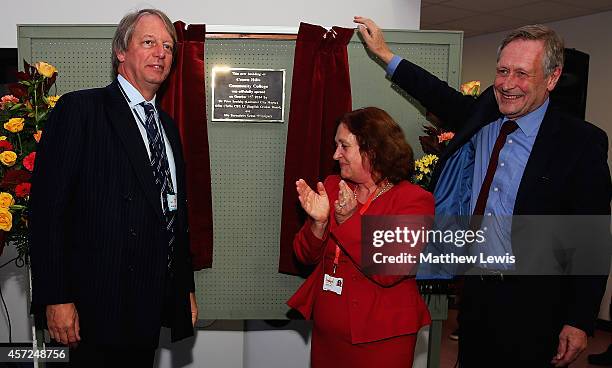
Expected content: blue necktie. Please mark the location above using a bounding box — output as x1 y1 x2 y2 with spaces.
141 102 176 271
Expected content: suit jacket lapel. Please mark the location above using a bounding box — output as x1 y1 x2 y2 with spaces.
514 107 561 214
431 88 502 190
103 81 164 220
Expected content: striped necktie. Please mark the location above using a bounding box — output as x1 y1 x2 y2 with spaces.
140 102 176 271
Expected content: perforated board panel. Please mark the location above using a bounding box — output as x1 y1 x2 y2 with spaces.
19 26 462 319
349 31 462 158
31 39 113 92
203 39 300 318
18 26 115 93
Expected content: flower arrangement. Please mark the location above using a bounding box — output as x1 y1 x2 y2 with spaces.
418 123 455 157
411 81 480 190
413 154 439 189
460 80 481 97
412 131 453 189
0 61 58 260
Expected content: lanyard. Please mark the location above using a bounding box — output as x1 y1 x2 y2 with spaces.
332 189 378 274
117 82 164 134
358 190 377 215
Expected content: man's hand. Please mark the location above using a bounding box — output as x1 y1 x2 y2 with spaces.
190 292 198 327
551 324 587 367
353 16 394 64
46 303 80 346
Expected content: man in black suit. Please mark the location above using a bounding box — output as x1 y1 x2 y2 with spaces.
29 9 198 367
354 17 611 367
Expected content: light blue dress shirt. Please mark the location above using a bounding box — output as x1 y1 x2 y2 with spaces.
470 99 548 268
386 55 403 76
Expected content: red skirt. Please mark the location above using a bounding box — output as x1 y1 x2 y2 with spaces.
310 255 417 368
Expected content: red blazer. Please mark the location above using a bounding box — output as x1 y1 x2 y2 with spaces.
287 175 434 344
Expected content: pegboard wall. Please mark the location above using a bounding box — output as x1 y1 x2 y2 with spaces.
204 39 300 318
18 25 462 319
348 30 462 158
18 26 116 93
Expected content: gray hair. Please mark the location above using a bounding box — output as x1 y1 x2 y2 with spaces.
497 24 564 76
112 9 177 76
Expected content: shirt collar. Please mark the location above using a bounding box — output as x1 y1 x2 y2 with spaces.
503 98 549 137
117 74 157 109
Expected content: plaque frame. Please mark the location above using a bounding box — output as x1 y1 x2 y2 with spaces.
211 67 286 123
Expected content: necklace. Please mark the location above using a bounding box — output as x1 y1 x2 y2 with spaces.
353 180 394 202
374 181 393 200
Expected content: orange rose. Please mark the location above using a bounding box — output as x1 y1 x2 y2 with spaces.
4 118 25 133
0 208 12 231
0 192 14 208
35 61 57 78
0 151 17 166
460 80 481 97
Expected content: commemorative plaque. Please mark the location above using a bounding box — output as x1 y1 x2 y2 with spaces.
212 67 285 122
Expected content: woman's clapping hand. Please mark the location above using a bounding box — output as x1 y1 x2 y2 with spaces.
296 179 330 224
334 180 358 224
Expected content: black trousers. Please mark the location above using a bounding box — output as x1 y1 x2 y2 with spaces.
458 277 563 368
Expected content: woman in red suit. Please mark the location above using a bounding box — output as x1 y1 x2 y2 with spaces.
287 107 435 368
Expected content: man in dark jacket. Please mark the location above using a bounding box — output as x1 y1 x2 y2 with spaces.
355 16 611 367
30 9 198 367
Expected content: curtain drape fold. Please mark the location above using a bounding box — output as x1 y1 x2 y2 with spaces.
160 21 213 270
278 23 354 275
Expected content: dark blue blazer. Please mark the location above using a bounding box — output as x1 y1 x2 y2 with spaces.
392 59 611 335
29 80 194 347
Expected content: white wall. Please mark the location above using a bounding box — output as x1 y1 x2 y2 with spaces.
1 0 421 48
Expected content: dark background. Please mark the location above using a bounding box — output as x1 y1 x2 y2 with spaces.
0 49 17 96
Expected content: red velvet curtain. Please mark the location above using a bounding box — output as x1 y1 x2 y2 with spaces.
160 21 213 270
278 23 354 275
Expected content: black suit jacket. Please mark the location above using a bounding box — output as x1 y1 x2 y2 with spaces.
391 59 611 334
30 80 194 347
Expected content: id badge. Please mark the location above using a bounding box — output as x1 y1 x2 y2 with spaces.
322 273 343 295
167 193 178 212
